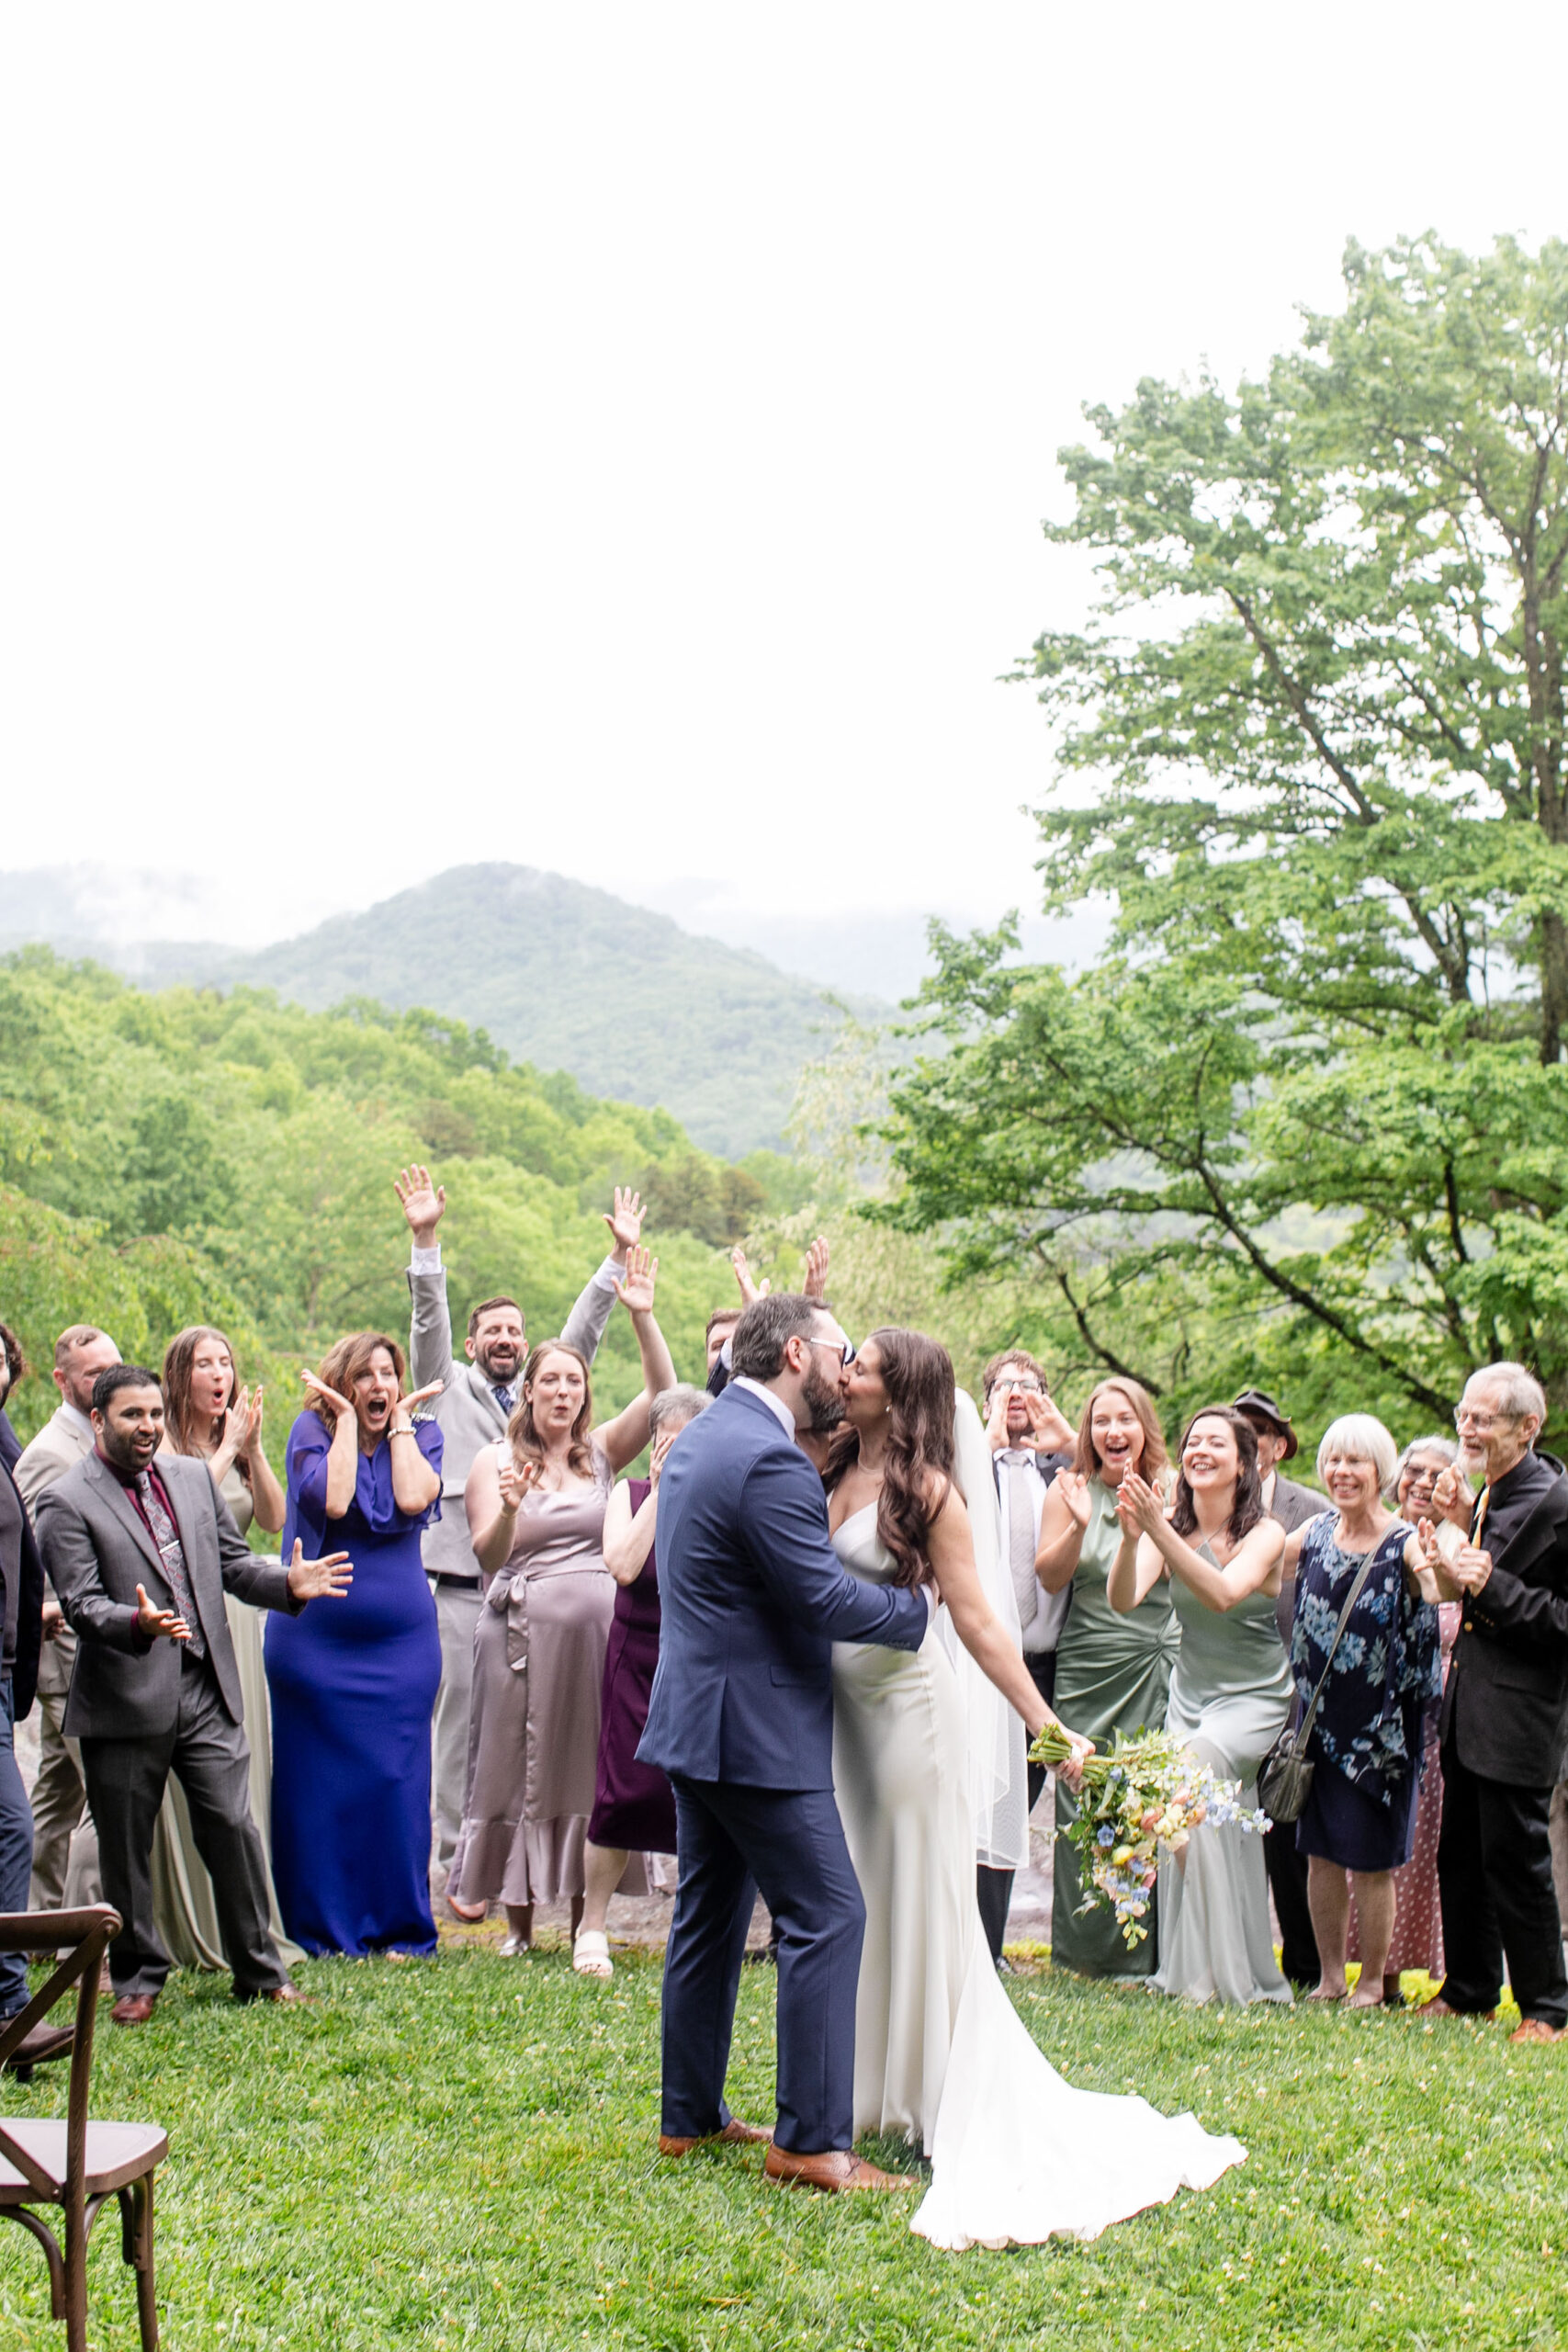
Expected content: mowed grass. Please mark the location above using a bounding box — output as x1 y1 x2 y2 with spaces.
0 1942 1563 2351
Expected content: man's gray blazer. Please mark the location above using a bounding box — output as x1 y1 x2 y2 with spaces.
407 1259 618 1580
1269 1469 1325 1645
35 1451 301 1741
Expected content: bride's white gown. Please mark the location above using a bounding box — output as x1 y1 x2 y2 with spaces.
829 1504 1247 2251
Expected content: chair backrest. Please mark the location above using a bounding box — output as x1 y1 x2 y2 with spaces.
0 1907 120 2200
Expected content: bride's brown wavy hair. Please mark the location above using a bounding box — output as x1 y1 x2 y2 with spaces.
823 1327 955 1589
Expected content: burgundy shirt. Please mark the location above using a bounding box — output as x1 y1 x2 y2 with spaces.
96 1447 183 1547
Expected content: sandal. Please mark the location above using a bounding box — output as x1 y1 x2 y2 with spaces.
498 1933 534 1957
573 1930 614 1980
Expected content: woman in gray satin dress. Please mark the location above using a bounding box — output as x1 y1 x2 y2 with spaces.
153 1326 300 1971
1110 1407 1293 2006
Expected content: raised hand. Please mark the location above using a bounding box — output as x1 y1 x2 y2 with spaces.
394 1163 446 1247
649 1428 676 1488
1055 1468 1093 1532
731 1246 770 1306
284 1540 354 1601
604 1187 645 1259
1430 1464 1474 1530
1023 1387 1075 1453
397 1381 445 1419
300 1369 354 1419
498 1457 543 1513
615 1244 660 1317
985 1385 1010 1453
135 1582 190 1644
802 1236 830 1301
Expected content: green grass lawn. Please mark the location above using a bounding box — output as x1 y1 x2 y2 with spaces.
0 1942 1563 2350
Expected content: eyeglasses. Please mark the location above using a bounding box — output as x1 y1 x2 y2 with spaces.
801 1336 856 1369
1453 1407 1516 1433
996 1378 1043 1397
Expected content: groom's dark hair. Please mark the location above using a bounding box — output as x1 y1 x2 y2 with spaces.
730 1293 828 1382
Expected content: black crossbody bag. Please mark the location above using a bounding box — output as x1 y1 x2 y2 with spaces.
1258 1547 1377 1826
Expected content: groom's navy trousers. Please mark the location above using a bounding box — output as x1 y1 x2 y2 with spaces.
663 1776 865 2153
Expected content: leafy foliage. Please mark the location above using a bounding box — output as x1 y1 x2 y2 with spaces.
884 238 1568 1439
0 952 749 1469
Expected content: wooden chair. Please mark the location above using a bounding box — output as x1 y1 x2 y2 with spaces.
0 1905 167 2351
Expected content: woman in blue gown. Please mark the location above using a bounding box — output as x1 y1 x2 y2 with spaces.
269 1330 444 1957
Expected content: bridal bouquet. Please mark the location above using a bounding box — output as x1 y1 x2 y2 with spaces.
1029 1725 1271 1949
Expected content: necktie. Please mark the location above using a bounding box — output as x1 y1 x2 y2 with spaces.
134 1471 205 1658
492 1385 515 1418
1007 1458 1038 1637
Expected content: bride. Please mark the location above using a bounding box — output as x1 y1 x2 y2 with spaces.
823 1328 1246 2250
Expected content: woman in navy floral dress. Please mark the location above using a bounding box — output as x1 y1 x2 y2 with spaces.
1283 1415 1440 2007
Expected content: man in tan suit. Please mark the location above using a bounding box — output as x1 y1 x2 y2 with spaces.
14 1325 119 1907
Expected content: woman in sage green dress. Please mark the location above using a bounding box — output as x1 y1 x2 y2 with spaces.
1037 1377 1178 1979
152 1327 302 1972
1111 1407 1292 2007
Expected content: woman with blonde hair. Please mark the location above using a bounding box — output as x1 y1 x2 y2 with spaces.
1035 1375 1179 1978
267 1329 444 1956
154 1325 299 1972
448 1247 674 1956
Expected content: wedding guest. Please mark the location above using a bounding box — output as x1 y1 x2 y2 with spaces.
14 1324 120 1912
448 1248 675 1953
1233 1387 1323 1989
1112 1408 1293 2006
1280 1416 1440 2008
709 1241 829 1398
575 1382 711 1980
268 1334 444 1957
395 1164 644 1911
1036 1377 1178 1979
0 1351 47 2063
34 1365 348 2019
1348 1436 1465 2004
975 1348 1076 1965
1426 1363 1568 2042
153 1327 297 1973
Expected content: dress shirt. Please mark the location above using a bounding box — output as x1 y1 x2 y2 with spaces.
1474 1448 1560 1559
57 1402 93 1446
995 1448 1072 1654
96 1449 182 1547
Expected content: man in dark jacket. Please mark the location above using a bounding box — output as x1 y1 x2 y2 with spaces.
0 1326 51 2065
1427 1363 1568 2042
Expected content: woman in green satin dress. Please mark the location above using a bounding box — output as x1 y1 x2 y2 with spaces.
1038 1378 1178 1979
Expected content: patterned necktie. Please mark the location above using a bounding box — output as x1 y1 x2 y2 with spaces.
134 1470 205 1658
492 1385 515 1418
1007 1458 1039 1637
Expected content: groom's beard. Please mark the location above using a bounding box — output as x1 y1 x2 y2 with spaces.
801 1360 846 1435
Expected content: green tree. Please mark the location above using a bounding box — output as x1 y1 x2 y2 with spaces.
886 236 1568 1433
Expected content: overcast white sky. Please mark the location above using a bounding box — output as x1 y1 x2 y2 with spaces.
3 4 1565 952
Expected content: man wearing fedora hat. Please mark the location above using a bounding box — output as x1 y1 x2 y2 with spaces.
1234 1388 1323 1988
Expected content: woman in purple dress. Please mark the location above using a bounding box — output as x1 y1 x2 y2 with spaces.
574 1384 710 1979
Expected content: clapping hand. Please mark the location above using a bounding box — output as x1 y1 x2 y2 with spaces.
615 1244 660 1317
1054 1468 1093 1531
498 1457 543 1514
802 1237 830 1301
1429 1464 1474 1530
284 1540 354 1601
135 1583 190 1644
604 1187 645 1258
1114 1470 1164 1539
731 1246 769 1306
222 1385 262 1463
394 1163 446 1247
1447 1544 1494 1596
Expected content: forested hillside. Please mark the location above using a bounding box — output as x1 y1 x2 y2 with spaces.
0 952 768 1477
137 865 872 1158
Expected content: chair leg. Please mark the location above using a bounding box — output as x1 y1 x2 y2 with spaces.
118 2174 160 2351
63 2198 87 2352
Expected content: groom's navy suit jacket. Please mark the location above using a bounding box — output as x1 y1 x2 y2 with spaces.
638 1383 929 1791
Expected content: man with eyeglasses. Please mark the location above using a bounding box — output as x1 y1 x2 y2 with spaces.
973 1351 1075 1966
1423 1363 1568 2043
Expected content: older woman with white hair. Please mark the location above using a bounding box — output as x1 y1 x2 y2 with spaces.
1280 1415 1441 2007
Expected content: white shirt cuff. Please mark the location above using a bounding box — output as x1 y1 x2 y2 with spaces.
410 1245 443 1273
592 1257 622 1294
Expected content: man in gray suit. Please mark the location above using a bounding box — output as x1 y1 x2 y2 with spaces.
14 1323 121 1910
35 1364 352 2023
1234 1387 1322 1989
393 1164 646 1896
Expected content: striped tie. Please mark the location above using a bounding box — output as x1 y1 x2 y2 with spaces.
134 1471 205 1658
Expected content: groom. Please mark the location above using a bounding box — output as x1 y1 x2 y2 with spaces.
638 1293 932 2191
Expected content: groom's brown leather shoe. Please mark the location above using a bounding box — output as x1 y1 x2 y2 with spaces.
764 2146 917 2192
659 2118 773 2156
